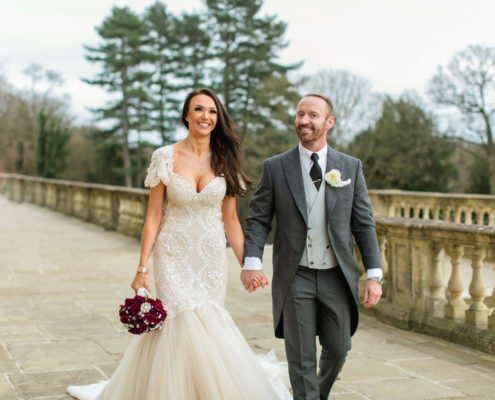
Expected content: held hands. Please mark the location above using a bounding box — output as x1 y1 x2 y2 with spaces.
363 279 382 308
240 270 269 293
131 272 151 294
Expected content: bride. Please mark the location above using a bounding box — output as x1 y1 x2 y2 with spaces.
67 88 290 399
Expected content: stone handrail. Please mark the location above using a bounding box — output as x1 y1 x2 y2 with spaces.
369 189 495 226
0 173 148 238
2 173 495 353
365 217 495 353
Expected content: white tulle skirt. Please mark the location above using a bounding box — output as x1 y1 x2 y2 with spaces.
67 303 291 400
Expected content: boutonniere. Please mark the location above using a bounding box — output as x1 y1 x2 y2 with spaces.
325 169 351 188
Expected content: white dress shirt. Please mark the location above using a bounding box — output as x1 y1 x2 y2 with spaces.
243 142 382 280
298 142 327 182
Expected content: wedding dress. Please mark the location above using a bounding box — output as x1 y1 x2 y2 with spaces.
67 145 291 400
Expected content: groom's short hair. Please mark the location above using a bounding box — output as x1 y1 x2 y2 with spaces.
303 94 334 118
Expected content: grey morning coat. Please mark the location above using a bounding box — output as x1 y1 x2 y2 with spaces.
244 145 382 338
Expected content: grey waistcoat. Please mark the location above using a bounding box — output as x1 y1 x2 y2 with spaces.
298 161 338 269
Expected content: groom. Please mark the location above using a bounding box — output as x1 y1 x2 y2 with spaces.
242 94 382 399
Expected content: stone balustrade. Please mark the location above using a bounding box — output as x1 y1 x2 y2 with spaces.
369 189 495 226
365 217 495 353
2 173 495 353
0 173 148 238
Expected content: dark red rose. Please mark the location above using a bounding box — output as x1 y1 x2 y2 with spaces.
119 294 166 335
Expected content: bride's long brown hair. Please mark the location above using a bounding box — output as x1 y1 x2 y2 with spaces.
181 88 252 197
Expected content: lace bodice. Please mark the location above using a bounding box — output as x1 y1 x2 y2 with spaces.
144 145 228 319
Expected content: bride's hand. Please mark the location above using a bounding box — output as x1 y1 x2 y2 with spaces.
131 272 151 294
252 273 269 290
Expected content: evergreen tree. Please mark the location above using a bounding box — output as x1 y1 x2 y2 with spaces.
79 1 302 188
205 0 300 141
128 79 155 187
145 2 182 145
468 155 491 194
83 6 153 186
37 110 70 178
174 12 212 90
348 97 456 192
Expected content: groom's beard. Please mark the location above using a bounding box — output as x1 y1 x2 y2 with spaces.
296 124 325 146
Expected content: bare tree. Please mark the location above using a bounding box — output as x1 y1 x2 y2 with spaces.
428 44 495 193
302 68 381 144
23 63 65 115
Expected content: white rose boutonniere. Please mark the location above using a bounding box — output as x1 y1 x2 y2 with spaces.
325 169 351 188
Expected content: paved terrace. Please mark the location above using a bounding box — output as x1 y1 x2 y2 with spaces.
0 196 494 400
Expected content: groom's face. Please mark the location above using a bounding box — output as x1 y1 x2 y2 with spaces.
295 96 335 148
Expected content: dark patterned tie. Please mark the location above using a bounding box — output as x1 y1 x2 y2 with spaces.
310 153 322 190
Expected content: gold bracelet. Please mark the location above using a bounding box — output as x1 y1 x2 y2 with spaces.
137 266 149 274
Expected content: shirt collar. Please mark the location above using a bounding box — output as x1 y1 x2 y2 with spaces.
298 142 328 162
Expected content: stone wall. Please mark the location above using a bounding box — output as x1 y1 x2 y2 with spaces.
2 173 495 353
0 173 148 238
364 217 495 353
370 189 495 226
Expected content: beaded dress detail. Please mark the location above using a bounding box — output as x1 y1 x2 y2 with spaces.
67 145 290 400
145 145 229 320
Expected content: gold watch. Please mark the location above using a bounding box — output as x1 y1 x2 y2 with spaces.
137 266 149 274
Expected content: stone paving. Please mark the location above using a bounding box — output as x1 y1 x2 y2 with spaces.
1 195 494 400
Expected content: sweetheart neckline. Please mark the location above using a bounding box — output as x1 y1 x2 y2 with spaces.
171 172 222 194
170 145 223 194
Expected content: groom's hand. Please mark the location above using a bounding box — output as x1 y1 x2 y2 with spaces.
241 270 269 293
363 280 382 308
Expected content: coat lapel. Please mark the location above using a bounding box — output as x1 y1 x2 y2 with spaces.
325 145 342 217
281 147 308 226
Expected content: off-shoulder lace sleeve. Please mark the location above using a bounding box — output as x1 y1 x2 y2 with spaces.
144 145 174 187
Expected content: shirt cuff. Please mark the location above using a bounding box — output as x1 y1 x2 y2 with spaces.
242 257 263 270
366 268 383 279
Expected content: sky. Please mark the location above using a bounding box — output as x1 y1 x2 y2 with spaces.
1 0 494 125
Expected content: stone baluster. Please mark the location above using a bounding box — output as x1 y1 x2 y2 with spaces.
479 209 486 225
466 209 473 224
378 234 388 282
489 260 495 330
489 310 495 332
491 265 495 331
426 241 445 317
465 247 489 328
478 209 487 225
444 244 466 320
446 207 452 222
454 209 462 223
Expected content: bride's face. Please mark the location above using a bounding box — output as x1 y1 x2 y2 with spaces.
186 94 218 137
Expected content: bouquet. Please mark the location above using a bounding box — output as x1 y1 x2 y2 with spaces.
119 288 166 335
